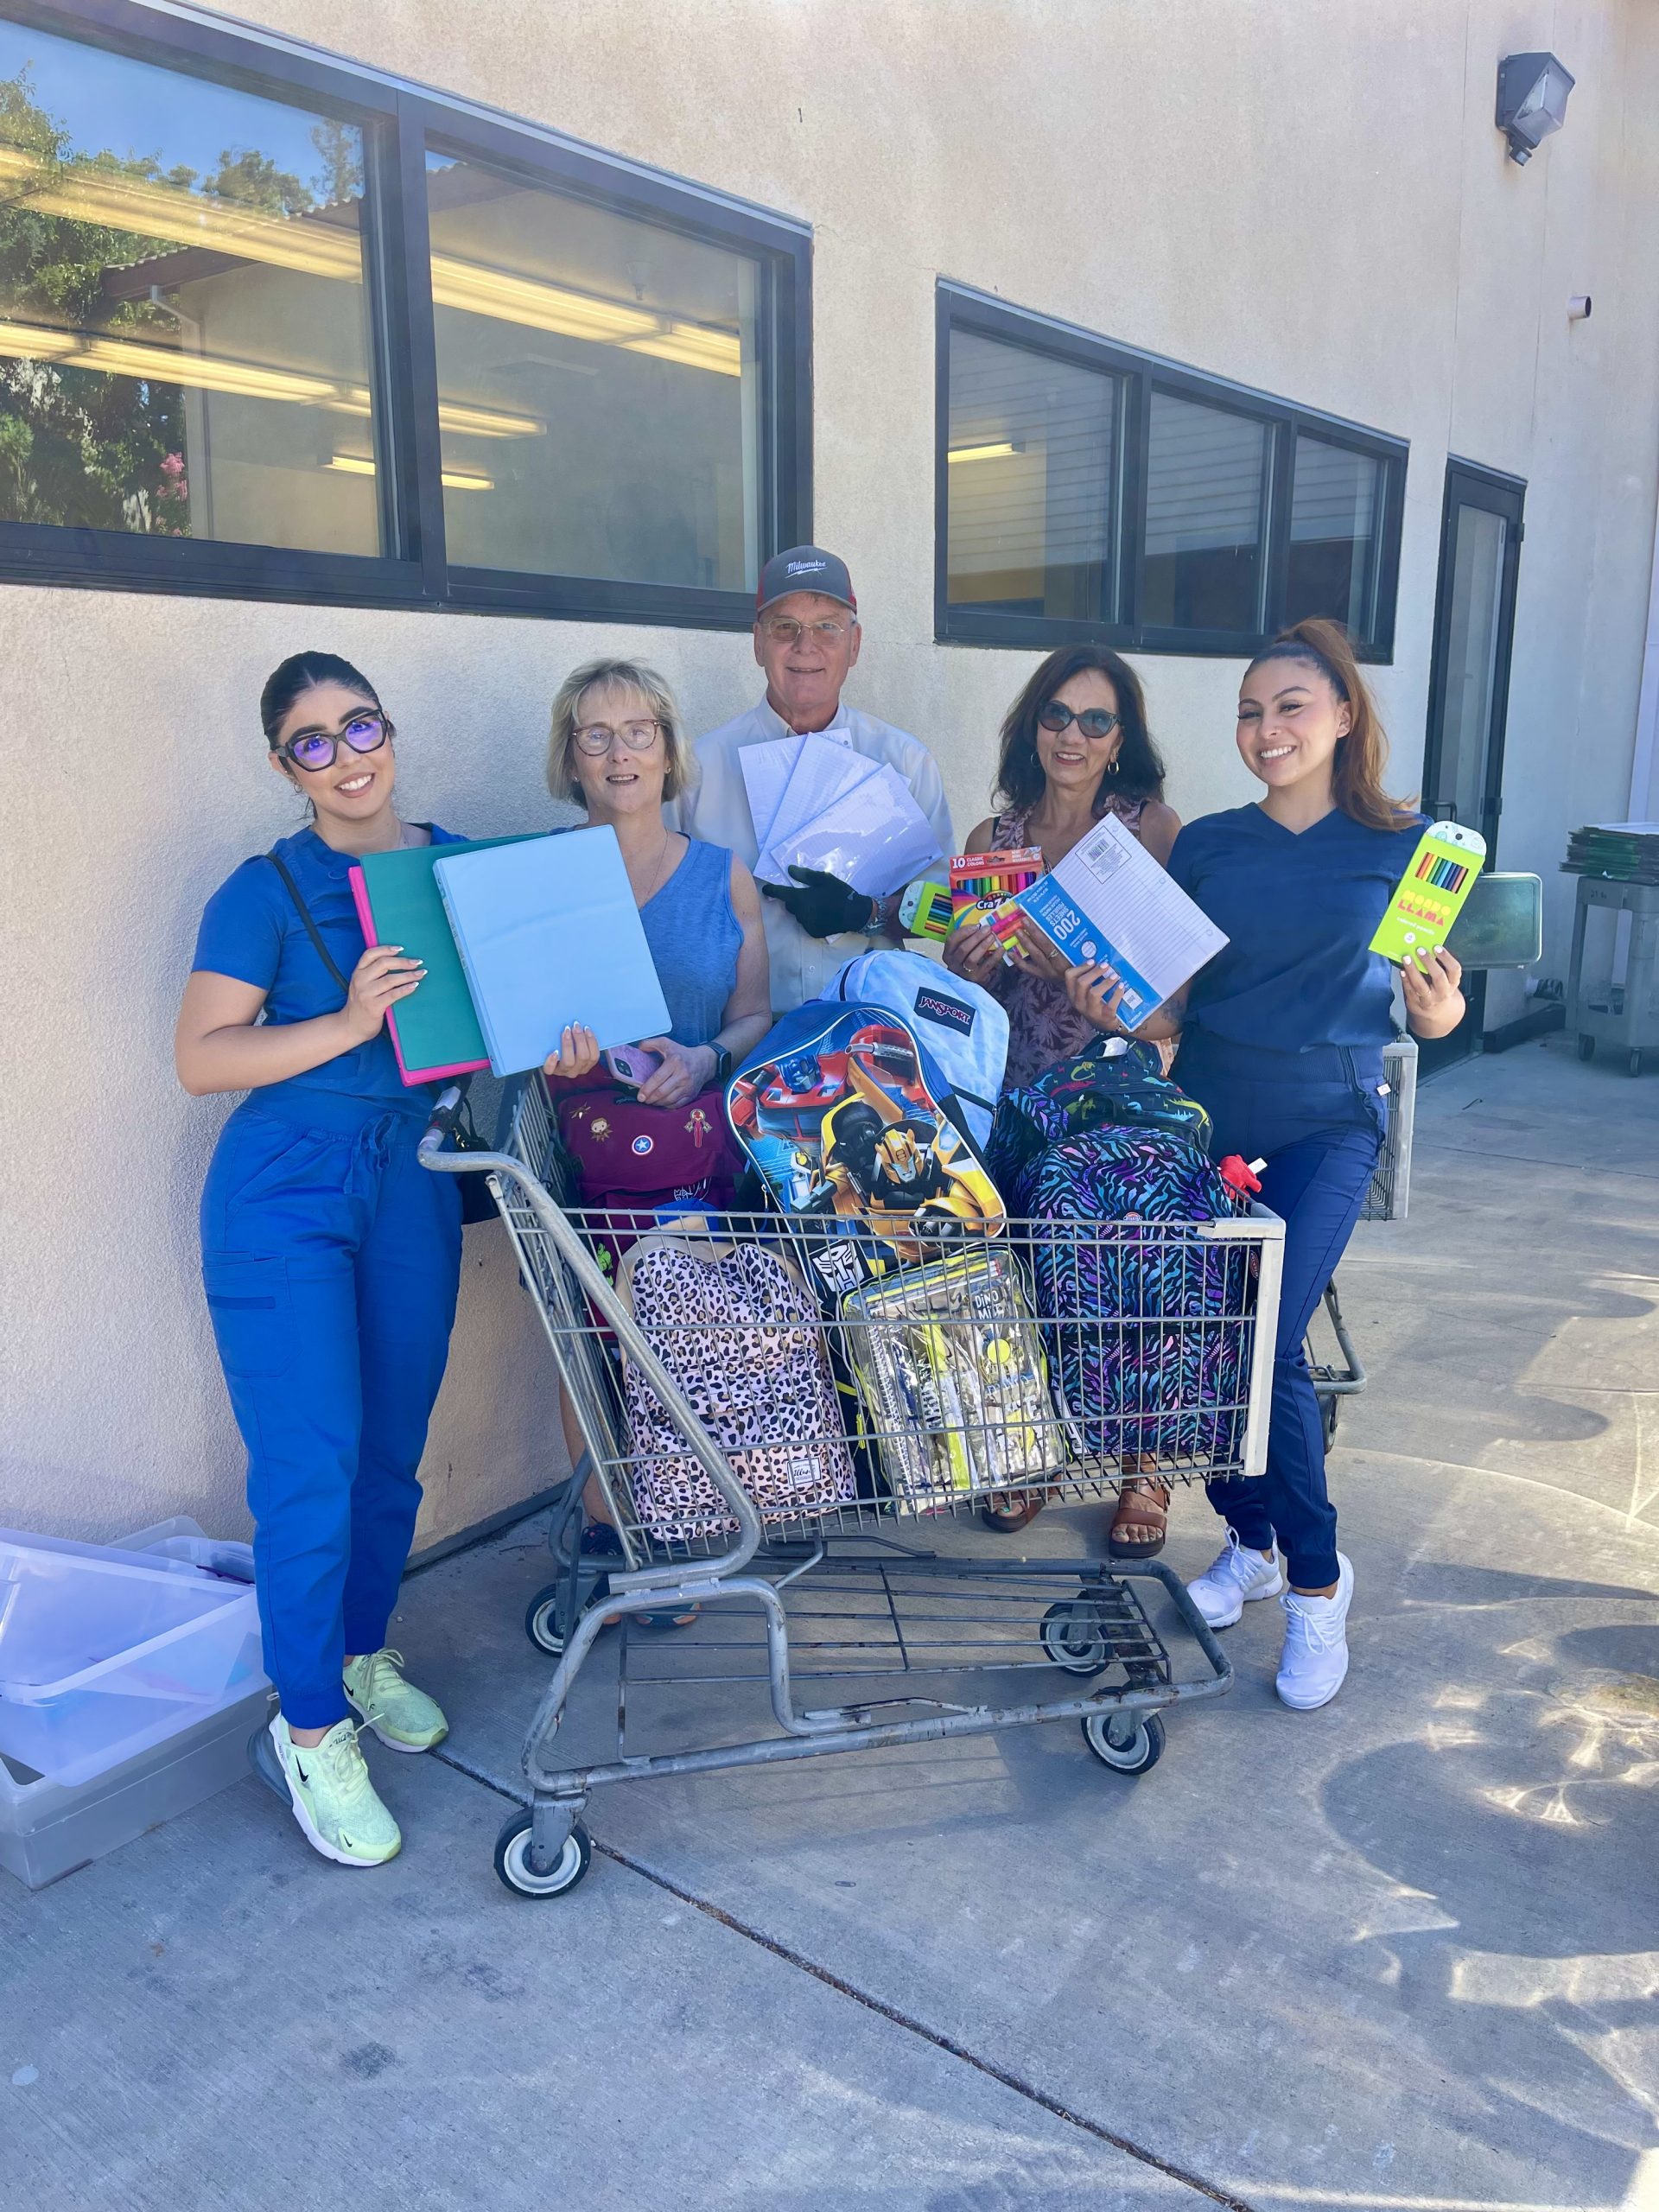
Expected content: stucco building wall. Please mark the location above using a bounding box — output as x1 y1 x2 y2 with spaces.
4 0 1656 1545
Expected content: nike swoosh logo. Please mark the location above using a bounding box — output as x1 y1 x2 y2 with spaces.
294 1758 309 1786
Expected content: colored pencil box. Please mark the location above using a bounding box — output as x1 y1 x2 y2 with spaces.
1369 823 1486 964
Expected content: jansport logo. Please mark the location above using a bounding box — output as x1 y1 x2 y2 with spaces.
914 987 976 1038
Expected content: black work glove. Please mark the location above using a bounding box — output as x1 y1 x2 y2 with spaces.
761 866 875 939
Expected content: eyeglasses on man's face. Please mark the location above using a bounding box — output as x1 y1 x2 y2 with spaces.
572 718 664 758
279 710 391 772
1037 702 1121 741
761 617 852 647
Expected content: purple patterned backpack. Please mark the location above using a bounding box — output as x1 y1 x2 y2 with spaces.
988 1036 1211 1189
1016 1126 1253 1467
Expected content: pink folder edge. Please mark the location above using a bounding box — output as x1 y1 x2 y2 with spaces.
347 863 490 1087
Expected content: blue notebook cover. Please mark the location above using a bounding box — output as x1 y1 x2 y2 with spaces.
432 827 671 1076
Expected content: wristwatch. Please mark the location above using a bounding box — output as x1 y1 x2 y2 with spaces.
860 893 893 937
709 1043 733 1086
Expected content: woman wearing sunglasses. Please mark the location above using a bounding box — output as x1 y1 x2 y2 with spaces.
945 646 1179 1086
944 646 1179 1554
175 652 464 1870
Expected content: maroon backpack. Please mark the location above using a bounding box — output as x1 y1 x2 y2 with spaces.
556 1084 743 1284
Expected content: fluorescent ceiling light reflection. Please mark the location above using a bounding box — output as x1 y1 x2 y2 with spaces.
328 453 493 492
0 318 543 439
947 441 1026 463
0 143 362 281
0 143 742 376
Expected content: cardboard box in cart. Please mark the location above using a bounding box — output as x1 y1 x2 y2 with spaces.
0 1520 270 1890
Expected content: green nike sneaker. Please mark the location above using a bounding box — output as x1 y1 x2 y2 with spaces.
268 1715 401 1867
342 1648 449 1754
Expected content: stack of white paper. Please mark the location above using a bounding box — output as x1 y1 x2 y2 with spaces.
742 733 942 896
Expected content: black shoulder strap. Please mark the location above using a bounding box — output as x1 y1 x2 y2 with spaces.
264 849 350 997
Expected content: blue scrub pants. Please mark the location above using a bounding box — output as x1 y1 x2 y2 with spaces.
200 1099 463 1729
1176 1035 1389 1592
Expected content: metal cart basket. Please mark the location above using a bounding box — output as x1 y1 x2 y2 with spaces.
1307 1034 1417 1447
421 1076 1286 1898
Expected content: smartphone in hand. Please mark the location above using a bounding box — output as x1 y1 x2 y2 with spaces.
602 1044 664 1089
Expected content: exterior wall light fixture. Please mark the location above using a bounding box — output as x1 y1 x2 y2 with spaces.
1496 52 1575 164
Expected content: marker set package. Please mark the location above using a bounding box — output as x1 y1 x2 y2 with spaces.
948 848 1044 934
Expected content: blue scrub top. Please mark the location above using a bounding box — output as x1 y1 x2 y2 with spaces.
192 823 463 1124
1166 804 1426 1054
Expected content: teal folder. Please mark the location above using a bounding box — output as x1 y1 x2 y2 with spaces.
351 836 540 1084
433 827 671 1076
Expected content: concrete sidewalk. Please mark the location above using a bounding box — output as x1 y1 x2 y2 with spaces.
5 1035 1657 2212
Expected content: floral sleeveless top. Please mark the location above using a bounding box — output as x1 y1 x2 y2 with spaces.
985 798 1176 1090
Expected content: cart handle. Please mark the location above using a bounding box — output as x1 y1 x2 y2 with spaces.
415 1095 766 1586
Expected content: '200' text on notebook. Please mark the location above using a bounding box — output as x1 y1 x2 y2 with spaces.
433 827 671 1077
1007 812 1228 1028
350 835 540 1086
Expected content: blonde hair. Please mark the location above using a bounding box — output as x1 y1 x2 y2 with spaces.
546 657 694 806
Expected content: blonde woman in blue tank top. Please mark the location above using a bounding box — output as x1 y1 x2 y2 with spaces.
542 658 772 1594
543 657 771 1090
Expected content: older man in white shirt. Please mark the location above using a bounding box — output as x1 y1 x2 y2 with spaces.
682 544 954 1014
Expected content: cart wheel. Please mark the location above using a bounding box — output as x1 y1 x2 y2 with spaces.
1081 1709 1165 1776
1577 1034 1596 1062
1630 1051 1643 1078
493 1809 593 1898
1040 1599 1111 1675
1320 1394 1340 1452
524 1583 568 1656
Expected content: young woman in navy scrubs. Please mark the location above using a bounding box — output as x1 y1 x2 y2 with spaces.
1063 619 1464 1709
176 652 472 1866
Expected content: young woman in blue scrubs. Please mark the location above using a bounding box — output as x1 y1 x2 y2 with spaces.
1063 619 1464 1709
175 652 474 1866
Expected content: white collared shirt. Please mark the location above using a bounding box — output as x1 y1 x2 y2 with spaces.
681 696 954 1014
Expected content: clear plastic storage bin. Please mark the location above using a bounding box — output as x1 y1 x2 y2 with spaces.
0 1533 263 1788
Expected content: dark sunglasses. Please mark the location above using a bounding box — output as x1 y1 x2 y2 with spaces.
278 710 391 772
1037 702 1120 740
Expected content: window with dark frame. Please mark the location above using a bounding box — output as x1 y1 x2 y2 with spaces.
0 16 381 555
944 327 1122 627
938 286 1406 660
0 0 810 620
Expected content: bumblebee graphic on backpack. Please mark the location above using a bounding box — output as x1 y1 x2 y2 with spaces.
726 1002 1005 1300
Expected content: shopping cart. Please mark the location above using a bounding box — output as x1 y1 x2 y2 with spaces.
419 1076 1286 1898
1306 1035 1417 1448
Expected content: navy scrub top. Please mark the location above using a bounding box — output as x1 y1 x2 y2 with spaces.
1166 804 1427 1058
192 823 463 1127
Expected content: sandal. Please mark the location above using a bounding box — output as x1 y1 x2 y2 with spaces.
584 1520 701 1632
981 1488 1054 1533
1108 1474 1171 1560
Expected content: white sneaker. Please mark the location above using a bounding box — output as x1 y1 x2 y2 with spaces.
1276 1554 1354 1710
1186 1532 1284 1628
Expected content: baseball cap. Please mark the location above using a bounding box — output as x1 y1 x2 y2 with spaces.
755 544 856 618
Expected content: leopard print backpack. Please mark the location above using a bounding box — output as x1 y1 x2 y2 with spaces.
615 1229 856 1543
